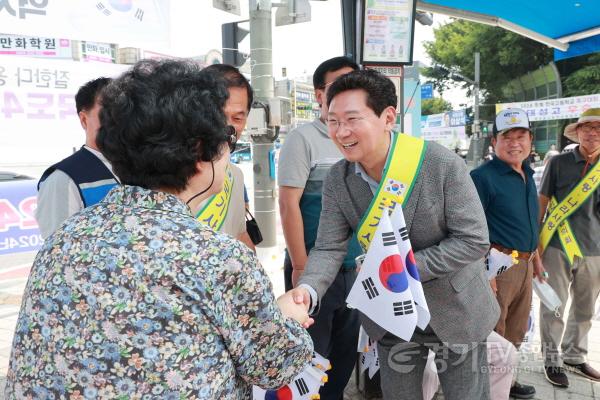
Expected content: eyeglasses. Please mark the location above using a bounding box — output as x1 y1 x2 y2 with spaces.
226 125 237 152
326 116 366 132
578 124 600 134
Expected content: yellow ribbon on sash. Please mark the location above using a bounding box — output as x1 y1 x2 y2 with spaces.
540 159 600 264
196 164 234 231
356 133 427 251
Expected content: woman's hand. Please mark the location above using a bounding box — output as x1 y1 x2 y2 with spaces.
277 289 314 328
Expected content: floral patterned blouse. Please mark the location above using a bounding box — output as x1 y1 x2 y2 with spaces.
6 185 313 399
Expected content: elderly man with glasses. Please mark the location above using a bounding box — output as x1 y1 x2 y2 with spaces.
538 108 600 387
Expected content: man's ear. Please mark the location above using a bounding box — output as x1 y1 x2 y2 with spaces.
314 88 324 108
384 106 397 130
79 111 87 130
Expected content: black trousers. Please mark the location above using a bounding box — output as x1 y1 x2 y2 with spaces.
285 259 360 400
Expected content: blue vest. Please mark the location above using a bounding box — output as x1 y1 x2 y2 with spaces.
38 147 118 207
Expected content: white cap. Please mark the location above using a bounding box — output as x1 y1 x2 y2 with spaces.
493 108 530 136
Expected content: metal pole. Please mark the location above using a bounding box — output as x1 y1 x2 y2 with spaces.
474 51 480 138
249 0 277 247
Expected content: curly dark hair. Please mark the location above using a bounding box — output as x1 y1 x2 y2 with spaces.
97 59 230 192
326 69 397 116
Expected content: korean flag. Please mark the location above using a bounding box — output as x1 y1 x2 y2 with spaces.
347 210 418 341
253 353 329 400
485 248 516 279
389 205 431 329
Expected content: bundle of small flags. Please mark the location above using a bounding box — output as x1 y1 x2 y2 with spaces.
347 205 430 341
485 248 519 279
253 352 331 400
357 326 379 378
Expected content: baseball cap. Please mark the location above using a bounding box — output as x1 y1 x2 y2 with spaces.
493 108 530 136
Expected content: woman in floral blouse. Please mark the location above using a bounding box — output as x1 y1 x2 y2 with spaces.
6 60 313 399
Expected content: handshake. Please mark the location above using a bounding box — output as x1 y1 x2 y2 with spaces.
277 287 314 329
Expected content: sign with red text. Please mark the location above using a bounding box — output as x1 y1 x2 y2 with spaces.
0 56 128 167
496 94 600 122
0 179 42 256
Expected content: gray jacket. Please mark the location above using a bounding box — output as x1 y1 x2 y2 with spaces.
299 140 500 350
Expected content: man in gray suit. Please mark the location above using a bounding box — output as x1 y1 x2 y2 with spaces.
289 69 500 399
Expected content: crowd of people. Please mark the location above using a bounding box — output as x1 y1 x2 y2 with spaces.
4 57 599 399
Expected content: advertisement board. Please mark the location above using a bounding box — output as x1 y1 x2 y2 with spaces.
361 0 416 65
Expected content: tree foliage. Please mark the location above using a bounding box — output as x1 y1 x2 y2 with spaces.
562 53 600 97
422 20 553 107
421 97 452 115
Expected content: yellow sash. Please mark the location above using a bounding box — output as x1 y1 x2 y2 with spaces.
196 164 234 231
356 133 427 251
540 159 600 264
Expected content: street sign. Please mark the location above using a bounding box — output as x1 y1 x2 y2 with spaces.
421 83 433 99
213 0 241 16
275 0 311 26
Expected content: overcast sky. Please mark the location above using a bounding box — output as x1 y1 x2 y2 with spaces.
162 1 467 106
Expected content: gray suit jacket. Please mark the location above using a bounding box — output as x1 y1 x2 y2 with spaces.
299 140 500 351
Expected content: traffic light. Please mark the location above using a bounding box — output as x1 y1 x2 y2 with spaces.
222 21 249 67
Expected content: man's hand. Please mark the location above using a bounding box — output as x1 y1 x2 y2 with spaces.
277 288 313 328
490 277 498 294
291 267 304 288
532 255 548 283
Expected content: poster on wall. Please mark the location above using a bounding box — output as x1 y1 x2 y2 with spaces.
361 0 416 65
0 56 128 167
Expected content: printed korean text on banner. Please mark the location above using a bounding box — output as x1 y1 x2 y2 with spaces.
347 209 419 341
496 94 600 122
0 180 42 256
252 352 330 400
0 33 72 59
0 56 128 168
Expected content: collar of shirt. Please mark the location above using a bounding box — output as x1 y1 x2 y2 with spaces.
354 132 394 194
104 185 192 217
573 146 589 164
313 118 329 138
83 145 121 182
490 155 534 177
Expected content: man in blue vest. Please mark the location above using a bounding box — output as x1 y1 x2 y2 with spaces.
36 77 118 238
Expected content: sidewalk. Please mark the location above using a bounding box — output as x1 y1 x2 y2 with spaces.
1 244 599 398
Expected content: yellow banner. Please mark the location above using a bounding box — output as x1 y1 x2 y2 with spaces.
357 133 427 251
196 164 234 231
540 159 600 263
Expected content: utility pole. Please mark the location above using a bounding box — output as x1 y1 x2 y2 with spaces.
249 0 277 247
473 51 480 138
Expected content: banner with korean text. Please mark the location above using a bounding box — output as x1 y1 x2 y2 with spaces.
0 179 42 256
0 0 170 49
0 33 73 59
496 94 600 122
0 56 128 168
